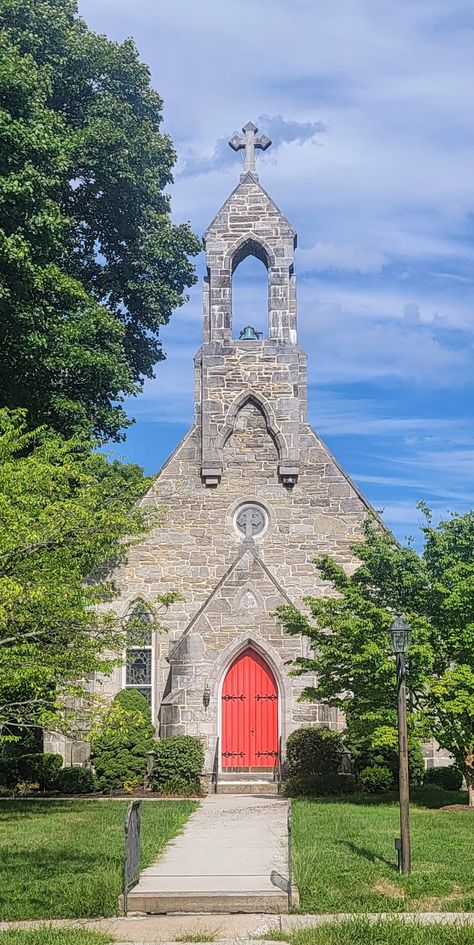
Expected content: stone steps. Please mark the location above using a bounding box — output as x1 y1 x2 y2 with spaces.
215 780 280 795
125 886 287 914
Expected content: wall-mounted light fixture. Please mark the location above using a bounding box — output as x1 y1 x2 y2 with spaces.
203 683 210 709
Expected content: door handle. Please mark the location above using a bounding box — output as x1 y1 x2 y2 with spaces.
250 728 255 735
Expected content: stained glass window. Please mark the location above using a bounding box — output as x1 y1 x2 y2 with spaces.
125 603 153 708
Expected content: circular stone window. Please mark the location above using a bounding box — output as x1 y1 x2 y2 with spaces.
234 503 268 539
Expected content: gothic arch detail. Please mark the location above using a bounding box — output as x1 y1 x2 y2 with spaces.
223 235 276 274
233 582 265 613
218 391 285 457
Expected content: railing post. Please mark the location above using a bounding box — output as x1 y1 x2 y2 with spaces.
212 737 220 794
123 799 141 916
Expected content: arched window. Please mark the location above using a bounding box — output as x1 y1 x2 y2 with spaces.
232 253 268 339
124 602 153 708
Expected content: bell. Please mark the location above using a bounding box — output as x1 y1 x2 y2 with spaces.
239 325 262 340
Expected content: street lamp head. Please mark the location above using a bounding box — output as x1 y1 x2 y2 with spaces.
389 613 412 655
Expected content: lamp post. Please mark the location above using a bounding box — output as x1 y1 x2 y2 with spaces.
388 613 412 874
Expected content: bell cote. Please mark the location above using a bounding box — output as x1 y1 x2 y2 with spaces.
197 122 307 488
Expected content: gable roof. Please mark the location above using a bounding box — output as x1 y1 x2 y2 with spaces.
203 173 296 241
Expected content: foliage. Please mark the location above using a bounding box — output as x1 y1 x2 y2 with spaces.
0 410 157 739
0 930 114 945
16 752 62 791
90 688 156 791
0 799 197 919
286 727 345 778
277 511 474 805
346 726 425 786
284 773 357 797
292 796 473 915
56 766 95 795
151 736 204 794
0 0 200 441
424 765 463 792
262 918 474 945
359 764 393 794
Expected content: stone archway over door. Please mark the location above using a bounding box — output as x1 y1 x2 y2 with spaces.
221 647 278 770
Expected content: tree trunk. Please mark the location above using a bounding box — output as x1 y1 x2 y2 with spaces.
465 749 474 807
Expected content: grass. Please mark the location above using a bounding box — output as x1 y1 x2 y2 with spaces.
0 932 112 945
261 919 474 945
174 933 218 942
291 790 474 914
0 799 197 921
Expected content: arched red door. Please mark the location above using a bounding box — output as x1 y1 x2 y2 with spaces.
221 647 278 769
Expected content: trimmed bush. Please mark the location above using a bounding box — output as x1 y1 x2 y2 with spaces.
360 764 393 794
424 765 463 791
17 753 63 791
151 736 204 795
91 688 156 792
56 766 95 795
284 773 357 797
286 727 345 778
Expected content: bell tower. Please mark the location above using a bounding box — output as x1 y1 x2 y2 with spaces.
197 122 307 488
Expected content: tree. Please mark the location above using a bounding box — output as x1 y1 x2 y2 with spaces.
0 408 153 739
0 0 200 440
277 513 474 805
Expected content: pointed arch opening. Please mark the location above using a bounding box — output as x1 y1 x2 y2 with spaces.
225 236 275 340
232 253 268 339
220 646 279 771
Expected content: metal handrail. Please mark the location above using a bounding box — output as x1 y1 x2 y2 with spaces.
274 734 283 792
123 799 141 915
212 736 220 794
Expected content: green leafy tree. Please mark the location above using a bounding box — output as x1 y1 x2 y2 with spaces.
0 408 152 739
277 512 474 805
0 0 200 440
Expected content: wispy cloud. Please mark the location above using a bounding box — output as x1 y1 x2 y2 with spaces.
178 115 326 178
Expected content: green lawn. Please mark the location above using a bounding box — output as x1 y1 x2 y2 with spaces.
0 933 112 945
0 799 197 920
266 919 474 945
292 792 474 914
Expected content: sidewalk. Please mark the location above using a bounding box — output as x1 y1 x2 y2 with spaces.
1 912 474 943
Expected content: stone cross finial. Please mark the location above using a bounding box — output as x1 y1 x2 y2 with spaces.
229 121 271 175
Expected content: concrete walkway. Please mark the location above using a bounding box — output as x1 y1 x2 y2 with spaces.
2 914 474 943
126 794 291 914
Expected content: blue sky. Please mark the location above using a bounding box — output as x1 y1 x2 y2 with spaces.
79 0 474 544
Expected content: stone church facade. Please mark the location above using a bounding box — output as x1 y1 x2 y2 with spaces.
52 123 417 776
76 122 380 779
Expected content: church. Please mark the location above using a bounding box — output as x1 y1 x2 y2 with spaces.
57 123 377 779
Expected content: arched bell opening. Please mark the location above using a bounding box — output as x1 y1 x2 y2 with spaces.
219 646 279 772
232 254 268 340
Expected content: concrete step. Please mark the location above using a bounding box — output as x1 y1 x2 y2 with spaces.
125 887 287 914
216 780 280 795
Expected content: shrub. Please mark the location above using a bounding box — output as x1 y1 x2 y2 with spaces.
286 727 345 778
91 688 156 792
17 753 63 791
347 730 424 786
56 766 95 795
424 765 463 791
284 773 357 797
360 764 393 794
151 736 204 794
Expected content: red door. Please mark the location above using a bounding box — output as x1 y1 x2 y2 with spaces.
221 647 278 769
